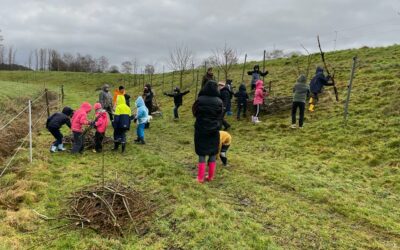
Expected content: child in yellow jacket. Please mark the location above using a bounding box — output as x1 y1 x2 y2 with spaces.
219 131 232 166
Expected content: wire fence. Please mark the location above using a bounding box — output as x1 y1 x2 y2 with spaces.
0 85 64 178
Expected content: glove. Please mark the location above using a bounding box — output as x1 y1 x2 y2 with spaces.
264 70 269 75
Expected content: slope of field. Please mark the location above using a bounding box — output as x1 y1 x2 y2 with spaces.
0 45 399 249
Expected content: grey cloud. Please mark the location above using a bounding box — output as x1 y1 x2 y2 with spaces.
0 0 399 70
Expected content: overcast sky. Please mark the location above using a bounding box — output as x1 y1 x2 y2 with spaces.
0 0 399 71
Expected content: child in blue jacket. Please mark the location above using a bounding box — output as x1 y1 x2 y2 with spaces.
133 96 149 144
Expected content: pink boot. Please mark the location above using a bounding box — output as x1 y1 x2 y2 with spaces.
207 162 216 181
197 162 206 183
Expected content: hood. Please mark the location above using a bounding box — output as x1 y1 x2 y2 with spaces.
316 67 324 74
135 96 145 108
144 84 152 92
255 80 264 90
254 65 260 71
94 103 102 111
239 83 246 92
116 95 127 106
80 102 92 113
102 84 110 92
297 74 307 83
199 80 220 97
62 106 73 117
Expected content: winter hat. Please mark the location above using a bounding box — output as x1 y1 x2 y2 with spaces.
94 103 102 111
297 74 307 83
174 86 180 92
62 106 74 117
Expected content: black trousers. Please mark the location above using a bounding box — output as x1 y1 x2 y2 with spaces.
71 132 84 154
95 132 105 152
48 127 63 146
291 102 305 127
237 102 247 118
173 104 181 118
222 111 230 129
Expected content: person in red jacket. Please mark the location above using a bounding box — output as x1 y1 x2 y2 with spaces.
252 80 268 123
93 103 109 153
71 102 92 154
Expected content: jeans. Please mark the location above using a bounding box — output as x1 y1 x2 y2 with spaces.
237 102 247 119
48 127 63 146
94 132 105 152
292 101 305 127
137 123 145 139
71 132 84 154
173 105 180 118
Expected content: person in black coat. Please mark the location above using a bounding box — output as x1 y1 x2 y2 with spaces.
234 83 249 120
46 106 74 153
192 80 223 183
201 67 215 89
218 81 231 130
225 79 234 115
164 87 190 119
247 65 268 90
309 67 333 112
143 84 154 128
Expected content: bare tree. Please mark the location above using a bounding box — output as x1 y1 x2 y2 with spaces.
121 61 133 74
97 56 109 72
211 43 238 81
169 44 193 88
144 64 155 75
34 49 39 71
28 50 33 69
0 29 3 64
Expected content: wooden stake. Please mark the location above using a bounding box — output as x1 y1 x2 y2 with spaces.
344 56 357 125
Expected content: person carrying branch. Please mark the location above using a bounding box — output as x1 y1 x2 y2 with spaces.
247 65 268 91
308 66 333 112
291 74 310 129
201 67 215 89
46 106 74 153
71 102 92 154
164 87 190 119
192 80 223 183
112 95 131 153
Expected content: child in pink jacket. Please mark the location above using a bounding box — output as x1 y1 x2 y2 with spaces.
71 102 92 154
252 80 268 123
93 103 109 153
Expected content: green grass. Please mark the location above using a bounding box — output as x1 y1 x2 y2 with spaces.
0 44 399 249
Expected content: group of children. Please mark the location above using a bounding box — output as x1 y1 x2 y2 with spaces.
45 64 332 184
46 85 150 155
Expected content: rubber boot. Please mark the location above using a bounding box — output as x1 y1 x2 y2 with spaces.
308 97 314 112
57 144 66 151
207 162 216 181
121 143 126 153
112 142 120 151
140 138 146 144
197 162 206 183
134 137 140 143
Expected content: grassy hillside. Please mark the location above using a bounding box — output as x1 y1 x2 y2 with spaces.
0 44 399 249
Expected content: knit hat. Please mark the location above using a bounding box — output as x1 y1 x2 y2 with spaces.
94 103 102 110
297 74 307 83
